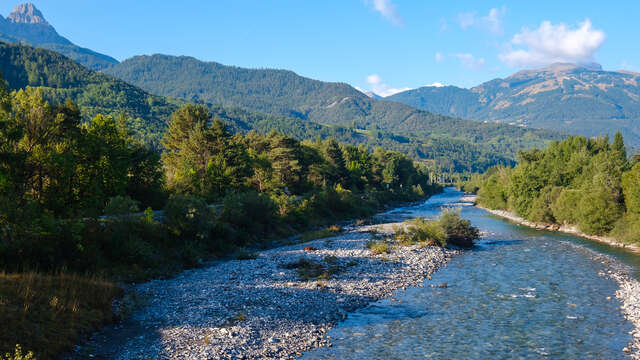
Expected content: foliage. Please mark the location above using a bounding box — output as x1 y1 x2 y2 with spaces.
105 54 561 173
0 273 122 360
394 210 479 248
1 345 35 360
366 239 391 255
474 133 638 240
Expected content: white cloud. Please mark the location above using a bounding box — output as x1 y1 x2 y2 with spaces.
435 52 444 62
366 0 403 26
499 19 605 68
425 82 445 87
458 12 476 30
454 53 485 70
483 7 506 35
366 74 411 97
457 7 506 35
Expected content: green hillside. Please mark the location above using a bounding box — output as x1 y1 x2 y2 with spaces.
0 41 561 172
106 54 561 163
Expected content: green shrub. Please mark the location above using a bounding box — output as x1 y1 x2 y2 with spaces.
551 189 582 225
104 196 139 216
164 196 213 241
394 218 446 247
366 239 391 254
438 209 479 248
611 214 640 245
221 191 279 245
577 190 623 235
395 210 479 248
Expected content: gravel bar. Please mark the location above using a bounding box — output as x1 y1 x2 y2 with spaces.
83 223 457 359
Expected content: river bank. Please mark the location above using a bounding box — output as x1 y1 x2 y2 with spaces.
73 218 457 359
478 205 640 253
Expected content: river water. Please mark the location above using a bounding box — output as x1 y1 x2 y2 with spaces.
302 188 637 359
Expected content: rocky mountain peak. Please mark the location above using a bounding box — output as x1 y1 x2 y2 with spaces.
8 3 49 25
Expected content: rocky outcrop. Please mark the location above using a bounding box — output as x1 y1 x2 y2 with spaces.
8 3 49 25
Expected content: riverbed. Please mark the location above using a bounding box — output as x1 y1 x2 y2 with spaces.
77 188 640 359
302 188 639 359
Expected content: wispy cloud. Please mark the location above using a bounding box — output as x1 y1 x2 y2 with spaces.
365 0 403 26
499 19 605 68
366 74 411 97
457 6 506 35
454 53 485 70
435 52 445 62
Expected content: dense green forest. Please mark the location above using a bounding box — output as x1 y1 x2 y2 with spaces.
0 81 437 275
105 54 562 162
466 133 640 244
0 42 554 173
0 73 443 357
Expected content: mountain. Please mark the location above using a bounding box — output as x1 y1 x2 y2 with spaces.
0 3 118 70
0 41 176 145
0 42 556 172
388 63 640 147
105 54 559 146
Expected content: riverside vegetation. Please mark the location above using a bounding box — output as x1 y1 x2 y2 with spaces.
366 210 480 255
0 75 440 359
464 132 640 245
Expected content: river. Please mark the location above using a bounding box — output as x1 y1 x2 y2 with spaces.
302 188 637 359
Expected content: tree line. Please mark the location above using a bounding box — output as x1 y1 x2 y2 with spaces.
0 79 438 277
465 133 640 243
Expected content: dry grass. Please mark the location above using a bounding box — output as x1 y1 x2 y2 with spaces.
366 240 391 255
0 272 123 360
299 225 344 242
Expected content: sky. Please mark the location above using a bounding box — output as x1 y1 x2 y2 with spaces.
2 1 639 95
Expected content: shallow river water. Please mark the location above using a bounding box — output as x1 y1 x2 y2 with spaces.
302 188 638 359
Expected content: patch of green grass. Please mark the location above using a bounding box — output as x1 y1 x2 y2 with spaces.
366 240 391 255
0 272 123 360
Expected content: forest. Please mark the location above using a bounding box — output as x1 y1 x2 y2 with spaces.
464 133 640 244
0 73 445 357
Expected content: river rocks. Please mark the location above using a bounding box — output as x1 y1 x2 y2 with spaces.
80 223 456 359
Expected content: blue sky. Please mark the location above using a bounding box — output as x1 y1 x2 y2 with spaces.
2 1 639 94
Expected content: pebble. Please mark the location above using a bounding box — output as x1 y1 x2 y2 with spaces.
80 222 456 360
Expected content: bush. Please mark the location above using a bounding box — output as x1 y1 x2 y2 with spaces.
395 210 479 248
551 189 582 225
611 214 640 245
394 218 446 247
103 196 139 216
366 239 391 254
438 209 479 248
577 190 623 235
164 196 213 241
221 191 279 245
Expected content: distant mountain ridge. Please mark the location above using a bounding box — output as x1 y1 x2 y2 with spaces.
105 55 558 143
388 63 640 146
1 41 556 173
0 3 118 70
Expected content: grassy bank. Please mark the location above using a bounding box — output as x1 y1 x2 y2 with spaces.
0 273 122 360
